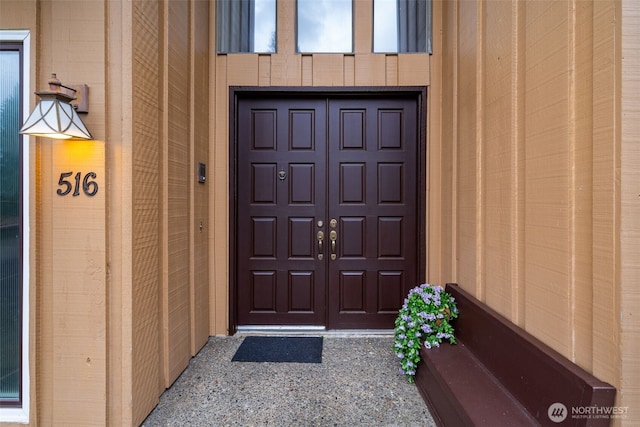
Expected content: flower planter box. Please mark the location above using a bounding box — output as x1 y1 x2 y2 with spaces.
414 283 616 427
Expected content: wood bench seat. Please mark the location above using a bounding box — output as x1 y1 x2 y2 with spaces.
414 283 616 427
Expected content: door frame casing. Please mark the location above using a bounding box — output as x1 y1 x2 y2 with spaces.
228 87 427 334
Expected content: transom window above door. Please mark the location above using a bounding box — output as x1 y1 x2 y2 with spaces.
373 0 432 53
296 0 353 53
217 0 276 53
216 0 432 55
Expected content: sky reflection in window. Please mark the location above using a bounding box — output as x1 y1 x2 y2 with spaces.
297 0 353 53
254 0 276 52
373 0 398 52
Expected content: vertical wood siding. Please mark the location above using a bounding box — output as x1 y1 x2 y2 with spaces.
192 0 210 364
166 0 191 386
131 0 162 424
130 0 211 423
522 0 572 355
621 0 640 417
28 1 108 425
433 0 639 417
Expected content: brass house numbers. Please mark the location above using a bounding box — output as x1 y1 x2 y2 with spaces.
57 171 99 197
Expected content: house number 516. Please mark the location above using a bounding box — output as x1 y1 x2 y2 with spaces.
57 171 99 197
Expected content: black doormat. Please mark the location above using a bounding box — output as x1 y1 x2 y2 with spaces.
231 336 323 363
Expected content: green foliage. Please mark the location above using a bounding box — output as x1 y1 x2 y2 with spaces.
394 284 459 383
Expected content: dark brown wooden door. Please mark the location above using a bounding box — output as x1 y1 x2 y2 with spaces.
237 97 327 326
327 98 418 328
236 94 419 329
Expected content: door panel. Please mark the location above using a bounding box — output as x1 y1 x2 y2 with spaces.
237 98 327 326
236 95 419 329
327 98 418 328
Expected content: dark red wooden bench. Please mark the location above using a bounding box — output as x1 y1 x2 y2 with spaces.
415 283 616 427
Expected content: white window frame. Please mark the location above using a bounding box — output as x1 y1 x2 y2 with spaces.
0 29 31 424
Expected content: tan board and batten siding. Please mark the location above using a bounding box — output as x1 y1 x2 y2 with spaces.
0 0 638 426
434 4 639 427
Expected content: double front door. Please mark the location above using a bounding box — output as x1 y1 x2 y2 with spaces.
236 94 421 329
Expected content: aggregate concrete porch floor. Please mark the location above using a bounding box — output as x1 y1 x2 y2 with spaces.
141 335 436 427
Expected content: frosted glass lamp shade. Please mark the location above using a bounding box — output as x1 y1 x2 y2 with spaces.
20 91 92 140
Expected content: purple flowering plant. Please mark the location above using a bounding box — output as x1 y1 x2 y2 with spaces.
394 284 458 383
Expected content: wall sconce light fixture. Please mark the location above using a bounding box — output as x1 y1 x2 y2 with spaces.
20 73 92 140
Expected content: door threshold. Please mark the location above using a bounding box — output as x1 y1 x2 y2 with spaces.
237 325 326 335
236 325 393 337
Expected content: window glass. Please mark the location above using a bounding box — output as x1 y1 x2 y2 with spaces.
297 0 352 53
373 0 432 53
217 0 276 53
0 46 22 406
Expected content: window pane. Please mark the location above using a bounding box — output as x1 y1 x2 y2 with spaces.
0 48 21 404
297 0 352 53
374 0 432 53
217 0 276 53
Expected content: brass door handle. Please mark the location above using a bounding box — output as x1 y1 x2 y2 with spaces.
317 230 324 260
329 230 337 260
